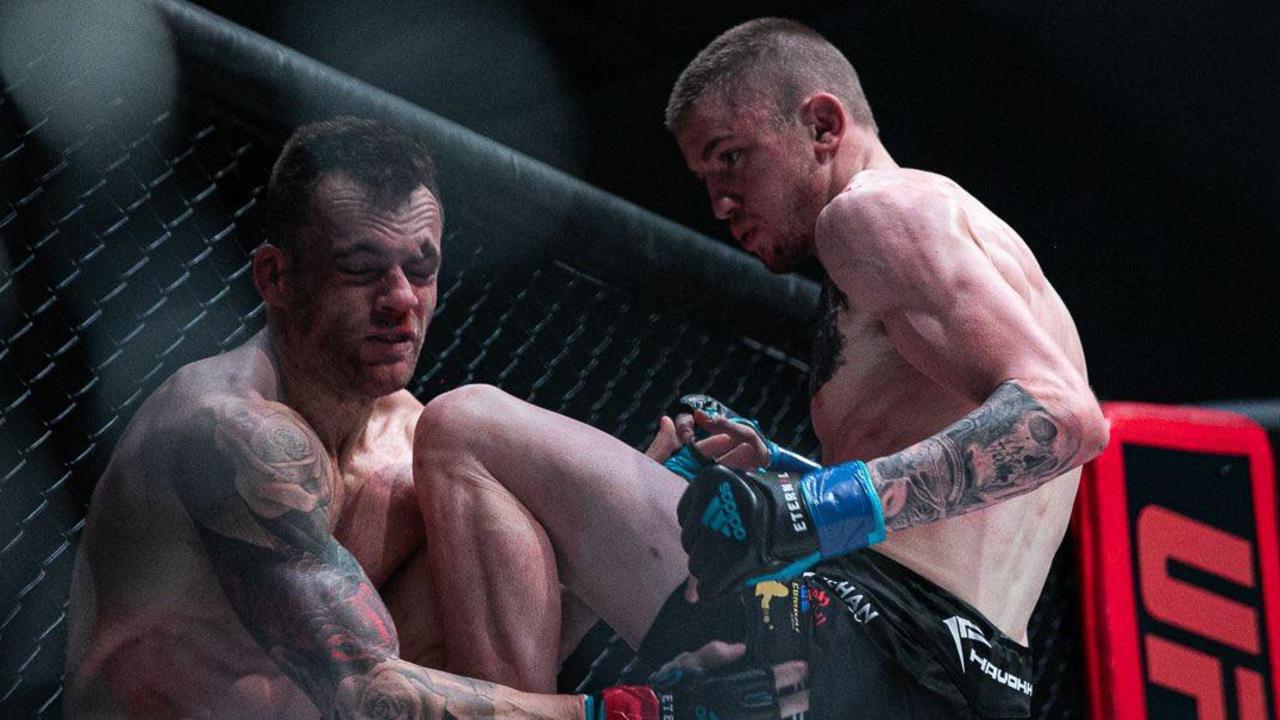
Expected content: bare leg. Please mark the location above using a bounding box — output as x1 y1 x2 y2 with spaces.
415 385 688 653
558 589 600 666
414 412 563 692
381 546 447 668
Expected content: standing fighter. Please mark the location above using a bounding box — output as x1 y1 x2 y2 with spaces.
417 17 1106 719
665 16 1110 716
63 118 800 720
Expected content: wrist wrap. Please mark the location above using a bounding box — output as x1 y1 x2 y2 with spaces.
767 443 821 473
799 460 887 558
587 686 660 720
663 444 713 481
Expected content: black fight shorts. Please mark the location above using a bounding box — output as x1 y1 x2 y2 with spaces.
638 551 1033 719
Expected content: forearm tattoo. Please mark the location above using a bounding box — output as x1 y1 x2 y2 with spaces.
175 402 511 719
333 661 499 720
869 381 1081 530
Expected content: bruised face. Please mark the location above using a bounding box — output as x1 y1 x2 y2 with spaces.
279 174 442 399
675 92 827 273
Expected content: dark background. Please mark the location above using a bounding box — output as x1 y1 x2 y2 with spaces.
191 0 1279 404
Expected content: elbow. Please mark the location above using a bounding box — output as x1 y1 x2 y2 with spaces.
1065 394 1109 467
1021 374 1108 469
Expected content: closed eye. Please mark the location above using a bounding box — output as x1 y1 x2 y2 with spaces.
407 268 437 284
406 257 439 284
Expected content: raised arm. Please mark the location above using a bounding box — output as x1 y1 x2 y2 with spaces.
173 396 579 719
816 177 1109 528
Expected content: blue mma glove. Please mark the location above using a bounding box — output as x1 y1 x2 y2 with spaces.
677 462 886 600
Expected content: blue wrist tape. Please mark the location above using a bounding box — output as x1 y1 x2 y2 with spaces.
663 445 709 481
671 394 819 474
767 442 822 473
798 460 887 557
706 407 818 474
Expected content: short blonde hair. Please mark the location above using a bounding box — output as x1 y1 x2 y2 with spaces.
665 18 876 134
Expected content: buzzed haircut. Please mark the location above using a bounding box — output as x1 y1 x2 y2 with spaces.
665 18 876 134
267 117 441 252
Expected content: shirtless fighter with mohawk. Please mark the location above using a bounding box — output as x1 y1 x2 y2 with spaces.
416 17 1107 720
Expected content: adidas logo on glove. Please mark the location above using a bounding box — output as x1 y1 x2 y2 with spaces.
701 481 747 541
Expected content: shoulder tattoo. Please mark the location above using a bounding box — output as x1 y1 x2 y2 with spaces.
214 403 333 521
175 402 403 708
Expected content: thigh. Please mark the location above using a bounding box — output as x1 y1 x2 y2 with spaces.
809 605 970 719
417 385 690 647
380 546 446 668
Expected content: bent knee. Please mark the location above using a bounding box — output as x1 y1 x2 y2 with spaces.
415 383 520 454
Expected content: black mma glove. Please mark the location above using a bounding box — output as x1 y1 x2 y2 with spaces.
678 463 885 600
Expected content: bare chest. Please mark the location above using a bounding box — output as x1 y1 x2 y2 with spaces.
808 281 972 461
331 460 424 587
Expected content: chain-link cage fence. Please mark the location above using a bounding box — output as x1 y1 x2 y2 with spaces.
0 1 1085 717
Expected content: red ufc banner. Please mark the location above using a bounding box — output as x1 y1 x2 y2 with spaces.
1076 403 1280 720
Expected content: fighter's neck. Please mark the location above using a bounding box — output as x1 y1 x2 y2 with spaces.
258 329 377 462
843 139 898 184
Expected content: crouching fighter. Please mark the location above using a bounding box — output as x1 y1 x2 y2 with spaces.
63 117 802 720
415 16 1107 720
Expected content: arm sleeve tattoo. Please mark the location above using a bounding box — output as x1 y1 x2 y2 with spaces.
867 381 1082 530
172 400 539 719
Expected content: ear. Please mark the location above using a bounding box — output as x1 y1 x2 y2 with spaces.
252 243 292 308
800 93 847 163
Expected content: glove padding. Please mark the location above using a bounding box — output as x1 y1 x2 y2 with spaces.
589 666 779 720
677 465 822 600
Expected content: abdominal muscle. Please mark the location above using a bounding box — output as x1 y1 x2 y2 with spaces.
810 328 1080 645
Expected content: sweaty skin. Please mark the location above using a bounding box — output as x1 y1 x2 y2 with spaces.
63 338 442 718
676 91 1106 644
412 88 1101 698
64 178 582 719
811 169 1095 640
